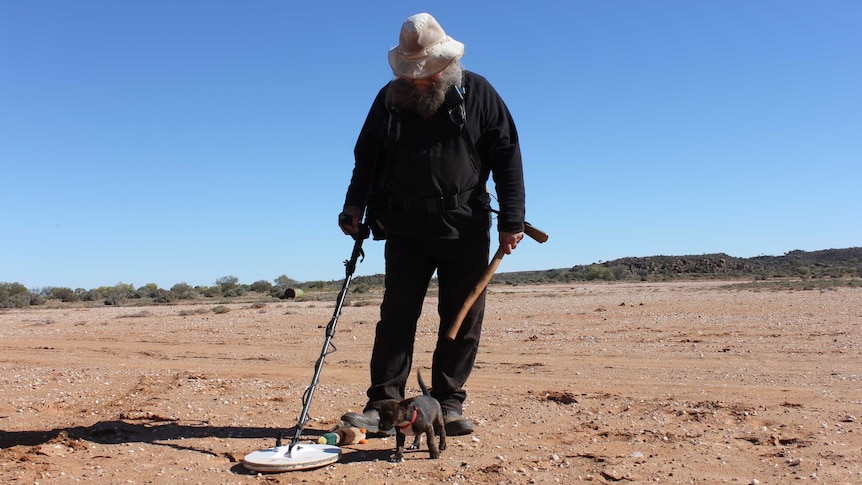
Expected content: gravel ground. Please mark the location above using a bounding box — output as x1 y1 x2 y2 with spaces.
1 281 860 484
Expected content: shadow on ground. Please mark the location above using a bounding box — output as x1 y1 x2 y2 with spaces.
1 419 395 474
0 419 318 450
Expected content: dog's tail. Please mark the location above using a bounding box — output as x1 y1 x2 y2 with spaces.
417 371 431 396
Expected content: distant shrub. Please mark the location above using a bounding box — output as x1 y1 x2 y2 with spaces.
212 305 230 314
351 282 371 293
29 292 45 306
177 308 209 316
585 264 614 281
135 283 160 299
102 283 135 305
250 280 273 293
153 289 175 304
274 274 299 288
0 282 35 308
216 275 240 296
170 282 198 300
610 265 629 280
223 286 246 298
50 287 79 302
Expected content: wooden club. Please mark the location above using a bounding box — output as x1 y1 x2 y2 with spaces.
446 222 548 340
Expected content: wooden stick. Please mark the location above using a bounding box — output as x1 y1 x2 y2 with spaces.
523 222 548 244
446 246 506 340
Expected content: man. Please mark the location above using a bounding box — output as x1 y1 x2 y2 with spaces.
338 12 526 437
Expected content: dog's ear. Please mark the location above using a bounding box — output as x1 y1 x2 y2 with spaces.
383 399 400 411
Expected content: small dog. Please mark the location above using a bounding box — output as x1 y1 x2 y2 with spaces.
377 372 446 462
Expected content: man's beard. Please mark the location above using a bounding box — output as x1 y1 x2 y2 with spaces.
386 62 463 119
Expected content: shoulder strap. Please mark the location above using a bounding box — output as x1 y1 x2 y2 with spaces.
444 83 482 176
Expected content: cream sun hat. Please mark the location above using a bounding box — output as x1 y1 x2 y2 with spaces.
388 13 465 80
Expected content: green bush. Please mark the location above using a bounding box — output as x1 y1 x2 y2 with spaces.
216 275 239 294
50 287 79 302
136 283 160 299
212 305 230 314
102 283 135 305
0 282 34 308
170 282 198 300
250 280 273 293
585 264 614 281
274 274 299 288
153 289 175 304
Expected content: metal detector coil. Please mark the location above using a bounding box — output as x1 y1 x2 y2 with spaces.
242 443 341 473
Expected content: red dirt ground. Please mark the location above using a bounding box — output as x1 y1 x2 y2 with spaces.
1 281 860 484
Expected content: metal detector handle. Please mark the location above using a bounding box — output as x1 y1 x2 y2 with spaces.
339 212 370 241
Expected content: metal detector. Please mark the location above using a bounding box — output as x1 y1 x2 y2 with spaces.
243 222 370 473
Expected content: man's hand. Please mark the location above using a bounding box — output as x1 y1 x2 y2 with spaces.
338 206 363 236
499 231 525 254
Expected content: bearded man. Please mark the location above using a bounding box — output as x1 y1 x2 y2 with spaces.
338 12 526 437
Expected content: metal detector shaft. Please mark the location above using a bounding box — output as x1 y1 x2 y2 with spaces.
276 224 370 448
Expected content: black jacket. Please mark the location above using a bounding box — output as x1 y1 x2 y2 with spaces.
345 70 525 239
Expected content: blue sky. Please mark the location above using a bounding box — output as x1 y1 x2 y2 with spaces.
2 1 860 290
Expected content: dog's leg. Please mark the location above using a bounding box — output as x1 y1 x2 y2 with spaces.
409 434 421 450
391 433 406 463
435 415 447 451
425 426 440 459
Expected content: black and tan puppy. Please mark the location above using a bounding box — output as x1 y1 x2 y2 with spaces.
377 372 446 462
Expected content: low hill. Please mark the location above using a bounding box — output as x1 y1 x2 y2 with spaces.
487 247 862 285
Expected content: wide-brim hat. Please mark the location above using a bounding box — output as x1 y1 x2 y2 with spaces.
388 13 464 80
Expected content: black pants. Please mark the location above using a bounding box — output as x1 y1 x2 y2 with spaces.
365 233 490 414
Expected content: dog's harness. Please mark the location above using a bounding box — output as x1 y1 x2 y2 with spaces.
398 406 418 431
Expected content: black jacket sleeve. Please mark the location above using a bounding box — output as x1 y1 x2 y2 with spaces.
465 72 526 233
344 85 389 211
